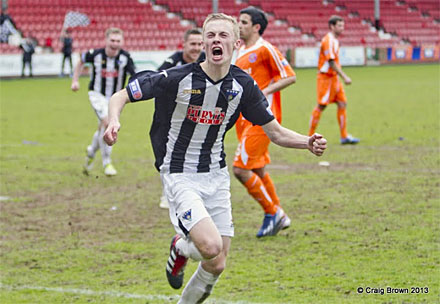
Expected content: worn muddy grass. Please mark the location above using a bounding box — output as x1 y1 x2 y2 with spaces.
1 64 439 303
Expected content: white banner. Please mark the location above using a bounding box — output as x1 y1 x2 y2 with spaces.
295 46 365 68
0 53 82 77
131 51 174 72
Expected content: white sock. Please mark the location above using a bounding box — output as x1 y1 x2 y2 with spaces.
98 127 112 167
88 130 100 158
178 263 219 304
176 238 203 261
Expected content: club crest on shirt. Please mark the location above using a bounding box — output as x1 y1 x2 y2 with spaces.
226 89 239 101
249 53 257 63
129 79 142 100
182 209 192 221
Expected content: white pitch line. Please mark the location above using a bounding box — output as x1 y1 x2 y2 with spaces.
0 283 270 304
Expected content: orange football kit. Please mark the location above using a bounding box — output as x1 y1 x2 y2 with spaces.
309 32 348 138
233 37 295 214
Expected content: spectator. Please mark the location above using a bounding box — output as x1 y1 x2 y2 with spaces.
20 37 35 77
44 36 53 53
60 29 73 76
1 8 19 44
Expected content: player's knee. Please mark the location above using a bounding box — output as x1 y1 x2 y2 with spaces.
232 166 248 184
232 166 242 178
318 104 327 111
199 239 223 260
209 258 227 276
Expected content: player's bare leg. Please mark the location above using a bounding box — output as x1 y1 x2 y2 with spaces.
166 218 222 284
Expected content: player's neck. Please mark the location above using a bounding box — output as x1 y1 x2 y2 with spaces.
105 47 118 58
331 31 340 38
200 61 229 82
243 34 260 48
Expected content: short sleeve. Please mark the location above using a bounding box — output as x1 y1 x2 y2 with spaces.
126 55 136 76
158 52 179 71
322 36 335 61
126 70 166 102
241 79 275 126
264 46 295 82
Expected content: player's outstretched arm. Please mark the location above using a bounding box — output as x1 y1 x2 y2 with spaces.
104 89 130 146
71 61 84 91
262 120 327 156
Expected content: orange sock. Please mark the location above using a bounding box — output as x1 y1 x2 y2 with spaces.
337 107 348 139
309 106 322 136
244 173 277 215
261 173 280 206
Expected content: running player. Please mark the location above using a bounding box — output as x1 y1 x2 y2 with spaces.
308 15 360 144
71 28 135 176
233 6 297 238
104 13 327 303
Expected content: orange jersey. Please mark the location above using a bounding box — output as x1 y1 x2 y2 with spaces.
235 37 295 137
318 32 341 76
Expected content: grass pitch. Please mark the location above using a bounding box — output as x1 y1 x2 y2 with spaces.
0 64 439 303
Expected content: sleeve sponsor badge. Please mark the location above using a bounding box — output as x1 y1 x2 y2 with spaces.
129 79 142 100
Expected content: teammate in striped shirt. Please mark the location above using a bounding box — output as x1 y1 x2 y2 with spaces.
104 14 327 303
233 6 297 238
158 28 205 71
71 28 135 176
308 15 360 144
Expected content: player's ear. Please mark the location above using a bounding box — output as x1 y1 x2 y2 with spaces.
234 39 241 50
254 23 261 33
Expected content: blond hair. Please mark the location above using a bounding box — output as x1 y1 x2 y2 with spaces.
202 13 239 40
105 27 124 38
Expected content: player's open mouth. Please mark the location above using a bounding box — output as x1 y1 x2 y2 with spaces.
212 47 223 60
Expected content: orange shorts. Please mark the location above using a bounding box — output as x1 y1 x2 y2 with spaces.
233 128 271 169
317 73 347 105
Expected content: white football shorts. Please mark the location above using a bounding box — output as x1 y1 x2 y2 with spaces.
161 167 234 238
88 91 109 120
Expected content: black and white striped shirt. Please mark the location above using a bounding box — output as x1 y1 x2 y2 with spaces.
82 48 135 99
127 63 274 174
157 51 206 71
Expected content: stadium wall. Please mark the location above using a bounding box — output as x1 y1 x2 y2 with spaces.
294 46 366 68
1 46 439 77
0 51 174 77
